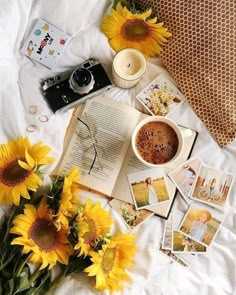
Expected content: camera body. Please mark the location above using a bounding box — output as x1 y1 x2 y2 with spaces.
41 59 112 113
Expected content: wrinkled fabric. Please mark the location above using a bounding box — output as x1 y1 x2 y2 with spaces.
0 0 235 294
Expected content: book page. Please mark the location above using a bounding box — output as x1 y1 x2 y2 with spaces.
112 123 197 218
57 96 141 196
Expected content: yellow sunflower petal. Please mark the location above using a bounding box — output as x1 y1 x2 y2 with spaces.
84 233 136 292
74 199 112 256
10 198 72 270
0 137 53 205
18 159 32 170
101 3 171 57
25 149 36 169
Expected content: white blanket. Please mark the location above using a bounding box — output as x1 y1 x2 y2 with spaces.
0 0 235 294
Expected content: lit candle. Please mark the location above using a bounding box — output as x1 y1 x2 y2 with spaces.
112 48 146 89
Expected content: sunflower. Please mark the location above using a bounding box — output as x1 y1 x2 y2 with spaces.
10 197 73 270
74 199 113 256
54 167 80 230
84 233 136 292
101 3 172 57
0 137 54 205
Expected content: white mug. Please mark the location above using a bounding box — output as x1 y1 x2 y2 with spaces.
132 116 187 168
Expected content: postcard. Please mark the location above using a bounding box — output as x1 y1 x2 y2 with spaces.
190 164 234 209
21 18 71 69
109 199 153 230
178 203 224 247
127 168 172 210
168 158 201 203
172 231 207 254
162 215 172 250
158 244 189 268
136 73 185 116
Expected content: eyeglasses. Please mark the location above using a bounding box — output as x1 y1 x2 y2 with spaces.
75 113 104 174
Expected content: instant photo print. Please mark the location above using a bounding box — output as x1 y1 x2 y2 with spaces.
127 168 172 210
178 203 224 247
190 164 234 210
172 231 207 254
109 199 153 230
136 73 185 116
168 158 201 204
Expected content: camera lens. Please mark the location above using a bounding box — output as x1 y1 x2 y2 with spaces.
72 69 92 87
69 67 95 94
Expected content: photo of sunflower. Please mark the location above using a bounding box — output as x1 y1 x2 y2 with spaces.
101 2 172 57
10 197 73 270
0 137 54 205
84 233 136 292
54 167 80 230
74 199 113 256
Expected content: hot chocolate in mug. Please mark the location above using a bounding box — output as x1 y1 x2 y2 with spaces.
132 116 190 168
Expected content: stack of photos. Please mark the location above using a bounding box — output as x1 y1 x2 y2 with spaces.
113 155 233 268
109 199 153 230
159 207 215 268
159 211 190 268
160 157 233 267
171 210 207 254
168 158 234 209
136 73 186 116
127 168 174 210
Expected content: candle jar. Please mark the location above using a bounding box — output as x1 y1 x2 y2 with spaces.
112 48 146 89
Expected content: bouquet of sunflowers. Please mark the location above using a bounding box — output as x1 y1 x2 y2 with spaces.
0 137 136 295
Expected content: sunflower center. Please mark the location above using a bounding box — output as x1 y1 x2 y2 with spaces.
121 19 151 41
83 219 96 244
102 248 116 273
30 219 58 251
0 159 31 186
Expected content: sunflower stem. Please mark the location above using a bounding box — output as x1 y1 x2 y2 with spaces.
29 267 41 286
2 206 17 244
15 255 28 277
44 271 66 295
25 268 50 295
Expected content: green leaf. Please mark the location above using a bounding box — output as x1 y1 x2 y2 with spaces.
28 269 51 295
13 275 31 294
4 278 15 295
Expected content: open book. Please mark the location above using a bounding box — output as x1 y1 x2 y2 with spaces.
56 96 198 218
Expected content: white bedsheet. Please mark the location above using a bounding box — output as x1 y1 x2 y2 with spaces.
0 0 235 294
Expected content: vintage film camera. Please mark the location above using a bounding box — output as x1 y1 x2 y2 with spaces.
41 58 112 113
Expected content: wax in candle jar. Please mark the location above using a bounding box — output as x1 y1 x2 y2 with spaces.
112 48 146 88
